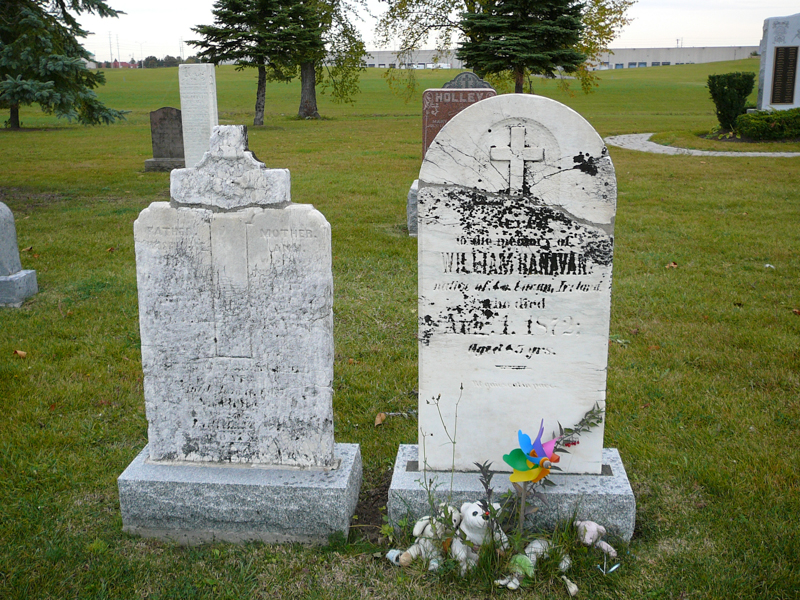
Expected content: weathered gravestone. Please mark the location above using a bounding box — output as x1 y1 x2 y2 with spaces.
0 202 38 307
118 126 362 544
757 12 800 110
144 107 185 172
389 94 635 540
408 73 496 236
179 64 219 168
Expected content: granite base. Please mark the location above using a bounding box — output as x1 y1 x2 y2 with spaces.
388 445 636 541
145 158 185 172
0 270 38 307
118 443 362 545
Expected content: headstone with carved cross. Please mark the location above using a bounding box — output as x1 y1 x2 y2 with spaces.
416 94 617 474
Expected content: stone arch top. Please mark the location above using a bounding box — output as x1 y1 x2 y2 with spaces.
419 94 616 226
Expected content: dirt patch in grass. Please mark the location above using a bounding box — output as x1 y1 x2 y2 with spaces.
352 469 392 544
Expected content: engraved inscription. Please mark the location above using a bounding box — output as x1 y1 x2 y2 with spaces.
772 46 798 104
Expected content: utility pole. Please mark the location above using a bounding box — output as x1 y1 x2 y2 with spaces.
108 32 113 65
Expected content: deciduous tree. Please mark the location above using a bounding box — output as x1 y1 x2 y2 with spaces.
376 0 634 96
0 0 126 129
191 0 365 122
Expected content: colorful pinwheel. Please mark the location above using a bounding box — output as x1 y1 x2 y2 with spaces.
502 420 560 483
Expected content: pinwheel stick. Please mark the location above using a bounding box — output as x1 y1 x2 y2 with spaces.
518 483 528 534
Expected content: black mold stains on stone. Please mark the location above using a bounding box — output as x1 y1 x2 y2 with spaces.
572 152 600 176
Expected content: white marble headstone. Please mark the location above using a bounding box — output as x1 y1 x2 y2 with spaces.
417 95 616 474
757 13 800 111
135 126 334 468
179 64 219 168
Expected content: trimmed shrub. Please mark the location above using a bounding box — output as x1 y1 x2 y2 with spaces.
707 72 756 130
735 108 800 140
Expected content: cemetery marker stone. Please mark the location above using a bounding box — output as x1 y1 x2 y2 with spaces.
144 107 185 172
118 126 361 544
179 64 219 168
757 12 800 110
416 94 615 475
0 202 37 307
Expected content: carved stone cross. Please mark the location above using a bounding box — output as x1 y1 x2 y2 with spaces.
490 126 544 194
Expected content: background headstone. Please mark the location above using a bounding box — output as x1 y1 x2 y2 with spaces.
416 94 616 475
757 12 800 110
0 202 38 307
179 64 219 168
119 126 361 543
441 72 494 89
144 107 185 172
422 87 497 158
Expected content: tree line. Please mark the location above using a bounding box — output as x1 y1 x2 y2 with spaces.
1 0 634 130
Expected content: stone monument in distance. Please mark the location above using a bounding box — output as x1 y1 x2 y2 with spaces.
179 64 219 168
118 125 362 544
757 12 800 111
144 107 185 172
389 94 635 540
0 202 38 307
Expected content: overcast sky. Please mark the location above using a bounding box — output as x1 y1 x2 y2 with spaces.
78 0 799 63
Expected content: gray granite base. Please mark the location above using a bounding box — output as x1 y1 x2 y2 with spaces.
388 445 636 541
118 443 362 545
0 270 38 307
144 158 185 172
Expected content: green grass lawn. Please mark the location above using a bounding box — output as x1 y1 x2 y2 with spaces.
1 58 799 599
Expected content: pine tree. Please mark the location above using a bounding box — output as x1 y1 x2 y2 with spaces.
0 0 126 130
456 0 587 94
191 0 365 121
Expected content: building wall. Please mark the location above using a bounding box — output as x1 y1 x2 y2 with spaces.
592 46 759 70
363 47 759 71
363 50 464 69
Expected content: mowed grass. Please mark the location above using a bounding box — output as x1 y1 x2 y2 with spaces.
1 58 799 599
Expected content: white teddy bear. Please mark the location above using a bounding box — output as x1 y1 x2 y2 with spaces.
574 520 618 557
450 501 509 575
388 503 461 570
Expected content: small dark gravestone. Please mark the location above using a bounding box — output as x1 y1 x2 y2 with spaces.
0 202 37 307
144 107 185 172
441 72 494 89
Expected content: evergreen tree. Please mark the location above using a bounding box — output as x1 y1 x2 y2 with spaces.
457 0 586 94
0 0 125 129
191 0 364 122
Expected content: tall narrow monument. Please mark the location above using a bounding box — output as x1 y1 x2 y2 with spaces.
179 64 219 168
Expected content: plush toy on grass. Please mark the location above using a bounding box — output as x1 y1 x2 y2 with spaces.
387 503 461 571
450 501 509 575
574 520 617 557
495 539 577 595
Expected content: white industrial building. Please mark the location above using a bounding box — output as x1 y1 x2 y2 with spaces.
364 46 758 70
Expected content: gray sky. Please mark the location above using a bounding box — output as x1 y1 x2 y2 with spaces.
78 0 798 63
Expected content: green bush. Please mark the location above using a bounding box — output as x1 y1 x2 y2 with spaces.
707 72 756 130
735 107 800 140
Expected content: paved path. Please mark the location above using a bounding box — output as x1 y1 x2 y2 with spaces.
605 133 800 157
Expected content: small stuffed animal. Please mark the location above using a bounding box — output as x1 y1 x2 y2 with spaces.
393 504 461 570
495 539 576 595
574 520 617 558
450 501 509 575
